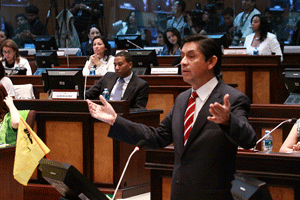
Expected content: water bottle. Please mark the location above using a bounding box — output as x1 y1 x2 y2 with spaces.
253 47 259 55
102 88 110 101
262 130 273 153
90 65 96 75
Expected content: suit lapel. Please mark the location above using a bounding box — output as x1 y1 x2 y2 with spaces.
183 81 224 152
107 75 118 92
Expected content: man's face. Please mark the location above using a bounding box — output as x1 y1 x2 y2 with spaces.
223 14 233 26
17 16 28 26
26 13 38 23
242 0 254 11
180 42 216 89
114 56 132 78
172 1 181 14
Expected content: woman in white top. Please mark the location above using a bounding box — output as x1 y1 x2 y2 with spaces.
0 39 32 75
244 14 283 62
83 36 114 76
0 62 15 97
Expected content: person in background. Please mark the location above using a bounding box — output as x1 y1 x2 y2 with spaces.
0 31 8 47
0 62 15 98
0 17 14 40
161 28 181 55
0 39 32 75
244 14 283 61
85 51 149 109
218 7 235 46
86 34 256 199
0 87 29 145
12 13 30 48
167 0 189 38
280 119 300 153
199 4 221 35
82 36 114 76
116 10 144 36
80 24 102 56
232 0 260 45
69 0 102 43
22 5 48 44
156 31 165 46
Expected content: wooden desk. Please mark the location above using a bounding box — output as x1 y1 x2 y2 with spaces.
13 100 162 199
0 146 23 200
145 148 300 200
144 103 300 200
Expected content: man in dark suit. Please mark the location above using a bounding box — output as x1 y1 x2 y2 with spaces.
87 35 256 199
85 51 149 109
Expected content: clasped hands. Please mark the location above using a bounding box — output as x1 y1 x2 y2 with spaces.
89 54 101 68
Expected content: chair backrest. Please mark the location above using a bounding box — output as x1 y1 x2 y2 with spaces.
25 110 36 130
14 84 36 99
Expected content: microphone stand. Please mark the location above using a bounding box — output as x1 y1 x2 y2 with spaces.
126 40 143 49
254 118 296 151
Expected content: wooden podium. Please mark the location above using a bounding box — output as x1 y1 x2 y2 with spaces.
13 99 162 199
0 146 23 200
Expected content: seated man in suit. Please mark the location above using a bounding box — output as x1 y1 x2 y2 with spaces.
85 51 149 109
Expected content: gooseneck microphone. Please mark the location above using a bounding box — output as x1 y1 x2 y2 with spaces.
126 40 143 49
112 140 146 200
255 118 297 149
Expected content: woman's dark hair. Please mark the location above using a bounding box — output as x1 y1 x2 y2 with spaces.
164 28 181 54
0 62 5 79
251 14 270 42
126 10 144 28
182 34 222 76
0 39 20 63
91 36 111 61
86 24 102 36
0 63 8 119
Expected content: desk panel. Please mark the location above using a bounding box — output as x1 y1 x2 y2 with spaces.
13 100 162 199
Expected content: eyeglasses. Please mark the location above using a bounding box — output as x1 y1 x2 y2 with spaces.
2 50 14 55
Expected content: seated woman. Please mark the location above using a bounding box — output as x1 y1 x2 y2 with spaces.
279 119 300 153
79 24 102 56
161 28 181 56
0 62 15 97
82 36 114 76
0 85 30 145
116 10 143 36
244 14 283 62
0 39 32 75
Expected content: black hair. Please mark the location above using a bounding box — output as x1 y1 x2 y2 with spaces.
25 5 39 14
91 36 111 61
126 10 144 28
86 24 102 36
15 13 28 22
182 34 222 76
176 0 186 12
251 14 270 42
164 28 181 55
222 7 234 17
115 51 132 63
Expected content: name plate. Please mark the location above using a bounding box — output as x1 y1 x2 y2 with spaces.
52 91 78 99
223 48 247 55
57 50 66 56
151 67 178 75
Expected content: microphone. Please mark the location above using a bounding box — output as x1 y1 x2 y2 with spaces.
255 118 297 149
126 40 143 49
112 140 146 200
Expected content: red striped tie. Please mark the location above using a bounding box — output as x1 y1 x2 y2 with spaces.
184 91 198 145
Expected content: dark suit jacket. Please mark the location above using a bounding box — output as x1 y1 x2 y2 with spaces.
85 72 149 109
108 79 257 200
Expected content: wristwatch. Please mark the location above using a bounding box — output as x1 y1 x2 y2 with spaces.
86 6 90 11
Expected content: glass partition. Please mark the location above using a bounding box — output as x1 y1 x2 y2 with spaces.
1 0 300 52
